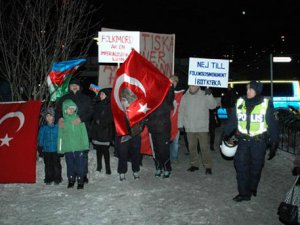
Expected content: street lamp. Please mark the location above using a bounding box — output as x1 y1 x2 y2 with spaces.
270 54 292 100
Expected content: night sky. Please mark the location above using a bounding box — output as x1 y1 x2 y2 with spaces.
101 0 300 79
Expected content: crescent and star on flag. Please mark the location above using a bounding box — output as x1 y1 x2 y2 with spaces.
0 111 25 147
114 73 150 114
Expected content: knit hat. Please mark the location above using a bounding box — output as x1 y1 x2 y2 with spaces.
42 107 55 118
100 88 112 98
249 80 263 95
69 78 81 86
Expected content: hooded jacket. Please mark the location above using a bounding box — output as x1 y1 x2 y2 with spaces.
57 99 89 153
55 79 93 133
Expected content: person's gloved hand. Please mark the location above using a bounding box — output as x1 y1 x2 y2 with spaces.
223 135 230 142
205 88 212 95
268 142 279 160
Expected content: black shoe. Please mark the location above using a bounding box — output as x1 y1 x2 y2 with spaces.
251 190 257 197
232 195 251 202
77 183 84 190
205 168 212 175
106 170 111 175
187 166 199 172
210 146 215 151
44 179 52 184
67 182 75 188
54 178 62 185
83 176 89 184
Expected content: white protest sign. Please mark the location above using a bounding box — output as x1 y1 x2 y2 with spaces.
188 57 229 88
98 31 140 63
98 28 175 88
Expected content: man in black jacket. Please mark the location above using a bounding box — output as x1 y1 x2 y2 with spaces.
146 84 174 178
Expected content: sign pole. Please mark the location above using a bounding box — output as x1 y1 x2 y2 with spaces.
270 53 273 102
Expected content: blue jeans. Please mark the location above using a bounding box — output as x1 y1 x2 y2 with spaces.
170 132 180 161
65 151 85 183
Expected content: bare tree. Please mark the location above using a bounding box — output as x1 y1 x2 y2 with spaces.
0 0 102 101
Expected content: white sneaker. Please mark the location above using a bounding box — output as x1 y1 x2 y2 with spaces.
133 172 140 179
119 173 126 181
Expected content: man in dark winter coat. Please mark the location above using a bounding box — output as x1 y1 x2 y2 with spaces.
55 78 93 184
90 88 114 175
146 84 174 178
224 80 279 202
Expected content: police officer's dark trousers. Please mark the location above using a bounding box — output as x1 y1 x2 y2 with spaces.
234 138 267 196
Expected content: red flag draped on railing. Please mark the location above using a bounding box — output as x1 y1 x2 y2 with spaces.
0 101 41 183
111 49 171 136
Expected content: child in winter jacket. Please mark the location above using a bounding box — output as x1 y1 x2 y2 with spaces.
58 99 89 189
38 107 62 185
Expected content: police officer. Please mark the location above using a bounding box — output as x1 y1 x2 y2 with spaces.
224 80 279 202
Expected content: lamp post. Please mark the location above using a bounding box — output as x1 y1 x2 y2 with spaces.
270 54 292 101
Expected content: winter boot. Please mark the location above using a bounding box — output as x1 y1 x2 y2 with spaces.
67 181 75 188
83 176 89 184
77 183 84 190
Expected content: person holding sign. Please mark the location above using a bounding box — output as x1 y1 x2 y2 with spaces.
178 85 218 175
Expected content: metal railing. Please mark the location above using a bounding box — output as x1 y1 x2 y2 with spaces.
276 107 300 154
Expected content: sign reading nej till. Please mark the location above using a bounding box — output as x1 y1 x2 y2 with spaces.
188 57 229 88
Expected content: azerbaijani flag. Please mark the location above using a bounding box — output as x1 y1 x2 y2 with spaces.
47 59 87 101
89 83 101 94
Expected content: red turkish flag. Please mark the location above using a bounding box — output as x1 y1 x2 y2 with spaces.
170 90 185 140
0 101 41 183
140 126 153 156
111 49 171 136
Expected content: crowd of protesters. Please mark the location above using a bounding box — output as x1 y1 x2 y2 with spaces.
37 76 280 206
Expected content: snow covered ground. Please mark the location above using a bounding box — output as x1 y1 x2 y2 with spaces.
0 128 295 225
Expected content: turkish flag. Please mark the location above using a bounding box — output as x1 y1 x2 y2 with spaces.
140 126 153 156
0 101 41 183
111 49 171 136
170 90 185 140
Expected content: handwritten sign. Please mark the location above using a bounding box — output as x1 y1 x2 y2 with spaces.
188 57 229 88
98 28 175 88
98 31 140 63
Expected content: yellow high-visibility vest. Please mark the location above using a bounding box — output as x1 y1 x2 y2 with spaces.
236 98 268 136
